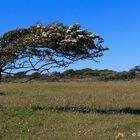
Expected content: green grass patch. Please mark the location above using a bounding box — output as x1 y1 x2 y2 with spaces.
0 81 140 139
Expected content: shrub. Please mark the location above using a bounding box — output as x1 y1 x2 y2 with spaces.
28 72 41 79
14 72 26 78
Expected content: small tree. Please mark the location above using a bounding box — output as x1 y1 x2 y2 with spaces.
0 23 108 81
14 71 26 78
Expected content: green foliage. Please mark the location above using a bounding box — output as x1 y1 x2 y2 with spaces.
28 72 41 79
62 69 75 76
129 66 140 74
14 72 26 78
62 68 113 78
0 22 108 79
2 66 140 82
98 71 136 81
83 71 100 76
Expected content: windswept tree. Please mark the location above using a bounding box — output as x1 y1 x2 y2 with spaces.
0 23 108 81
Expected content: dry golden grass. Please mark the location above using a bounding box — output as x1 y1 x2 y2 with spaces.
0 81 140 139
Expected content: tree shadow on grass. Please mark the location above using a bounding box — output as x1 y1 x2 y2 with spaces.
31 106 140 115
0 91 6 96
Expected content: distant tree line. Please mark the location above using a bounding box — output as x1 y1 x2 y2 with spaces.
1 66 140 82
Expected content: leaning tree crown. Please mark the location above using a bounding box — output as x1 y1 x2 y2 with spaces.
0 23 108 80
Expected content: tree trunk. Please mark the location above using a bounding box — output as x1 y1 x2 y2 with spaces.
0 69 2 82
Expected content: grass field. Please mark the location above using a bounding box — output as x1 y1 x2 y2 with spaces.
0 81 140 140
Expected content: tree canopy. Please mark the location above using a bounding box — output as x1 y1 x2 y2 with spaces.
0 23 108 80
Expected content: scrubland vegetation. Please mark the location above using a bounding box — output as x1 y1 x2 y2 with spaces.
0 81 140 140
2 66 140 82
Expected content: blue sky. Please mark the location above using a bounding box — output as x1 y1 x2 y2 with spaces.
0 0 140 72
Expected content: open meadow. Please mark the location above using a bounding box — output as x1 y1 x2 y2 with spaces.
0 81 140 140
